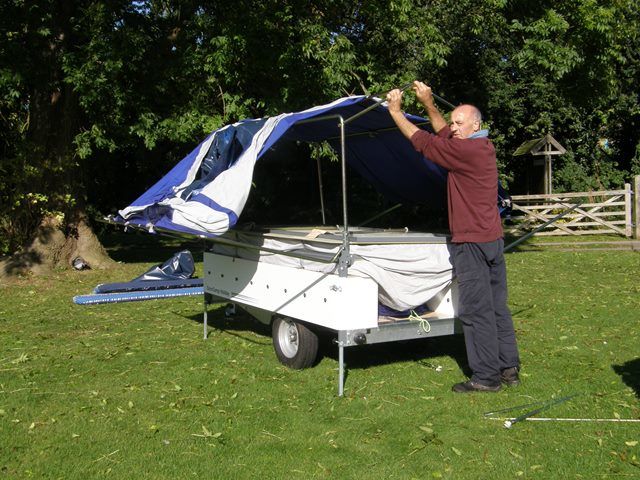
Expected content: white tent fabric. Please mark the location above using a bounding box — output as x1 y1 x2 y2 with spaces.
118 117 281 234
212 233 453 311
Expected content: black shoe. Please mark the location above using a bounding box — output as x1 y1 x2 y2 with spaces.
500 367 520 386
452 380 501 393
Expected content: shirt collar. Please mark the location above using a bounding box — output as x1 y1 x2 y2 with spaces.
469 129 489 139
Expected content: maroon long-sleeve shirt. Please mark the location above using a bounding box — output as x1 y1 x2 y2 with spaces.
410 126 503 243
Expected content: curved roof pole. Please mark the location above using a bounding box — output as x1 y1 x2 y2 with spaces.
345 82 456 127
344 83 413 126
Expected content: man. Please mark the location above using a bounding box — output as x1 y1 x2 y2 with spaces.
386 81 520 393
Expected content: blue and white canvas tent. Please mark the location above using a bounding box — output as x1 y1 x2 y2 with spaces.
115 95 452 237
104 95 517 397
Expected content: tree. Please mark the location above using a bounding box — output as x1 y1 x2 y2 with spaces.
404 0 640 192
0 1 119 275
1 0 639 278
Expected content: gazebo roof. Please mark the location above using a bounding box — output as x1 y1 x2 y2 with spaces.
513 134 566 156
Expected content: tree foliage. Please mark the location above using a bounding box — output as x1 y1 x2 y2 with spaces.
1 0 639 256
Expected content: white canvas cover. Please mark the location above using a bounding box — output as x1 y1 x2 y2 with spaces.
212 233 453 311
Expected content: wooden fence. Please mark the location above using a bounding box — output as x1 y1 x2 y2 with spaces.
506 176 639 238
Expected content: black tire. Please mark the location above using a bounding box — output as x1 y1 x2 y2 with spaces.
272 317 319 369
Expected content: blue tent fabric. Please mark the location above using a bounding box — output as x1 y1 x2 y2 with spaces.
92 250 197 294
116 95 502 237
180 119 267 201
73 287 204 305
343 131 447 204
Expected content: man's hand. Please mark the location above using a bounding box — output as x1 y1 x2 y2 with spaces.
386 89 403 113
386 88 419 141
413 81 434 108
413 80 447 133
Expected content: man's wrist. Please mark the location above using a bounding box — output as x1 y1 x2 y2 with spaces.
424 101 438 112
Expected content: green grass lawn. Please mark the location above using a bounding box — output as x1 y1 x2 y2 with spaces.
1 239 639 479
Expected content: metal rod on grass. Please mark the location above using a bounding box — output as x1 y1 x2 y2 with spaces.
483 398 559 417
490 417 640 424
502 393 579 429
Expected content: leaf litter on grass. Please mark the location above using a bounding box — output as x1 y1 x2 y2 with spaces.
1 249 640 478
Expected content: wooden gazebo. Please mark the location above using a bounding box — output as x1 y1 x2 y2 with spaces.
513 134 566 195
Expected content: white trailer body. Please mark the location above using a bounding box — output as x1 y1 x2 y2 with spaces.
202 229 461 396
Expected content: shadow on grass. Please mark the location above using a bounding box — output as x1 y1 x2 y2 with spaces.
185 306 272 346
1 250 42 276
612 358 640 397
187 307 470 376
321 335 470 380
99 231 204 264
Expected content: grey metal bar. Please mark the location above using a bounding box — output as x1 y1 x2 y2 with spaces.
293 113 343 127
343 96 387 126
212 236 341 263
338 343 345 397
432 92 456 111
340 116 348 238
337 116 352 277
324 121 431 142
110 217 350 265
358 203 403 227
341 317 459 345
348 232 449 244
345 83 455 127
343 83 413 126
203 294 208 340
368 82 413 99
262 228 449 245
316 157 326 225
287 111 348 263
502 394 579 429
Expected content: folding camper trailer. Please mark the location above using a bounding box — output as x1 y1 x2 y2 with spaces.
114 95 475 395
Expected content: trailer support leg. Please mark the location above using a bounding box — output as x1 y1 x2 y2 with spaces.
338 344 345 397
203 294 208 340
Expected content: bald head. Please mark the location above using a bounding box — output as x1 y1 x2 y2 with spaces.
450 104 482 139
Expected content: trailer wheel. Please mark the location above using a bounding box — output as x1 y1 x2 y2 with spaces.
272 317 318 369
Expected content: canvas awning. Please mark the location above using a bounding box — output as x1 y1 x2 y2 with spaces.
116 95 450 237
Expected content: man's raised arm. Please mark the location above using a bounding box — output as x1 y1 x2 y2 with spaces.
412 81 447 133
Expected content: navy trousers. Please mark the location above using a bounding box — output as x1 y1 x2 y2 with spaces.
451 239 520 386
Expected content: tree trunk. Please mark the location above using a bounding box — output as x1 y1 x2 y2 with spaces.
0 214 114 280
0 0 116 280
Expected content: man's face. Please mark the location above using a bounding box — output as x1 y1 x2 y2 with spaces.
450 106 480 139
